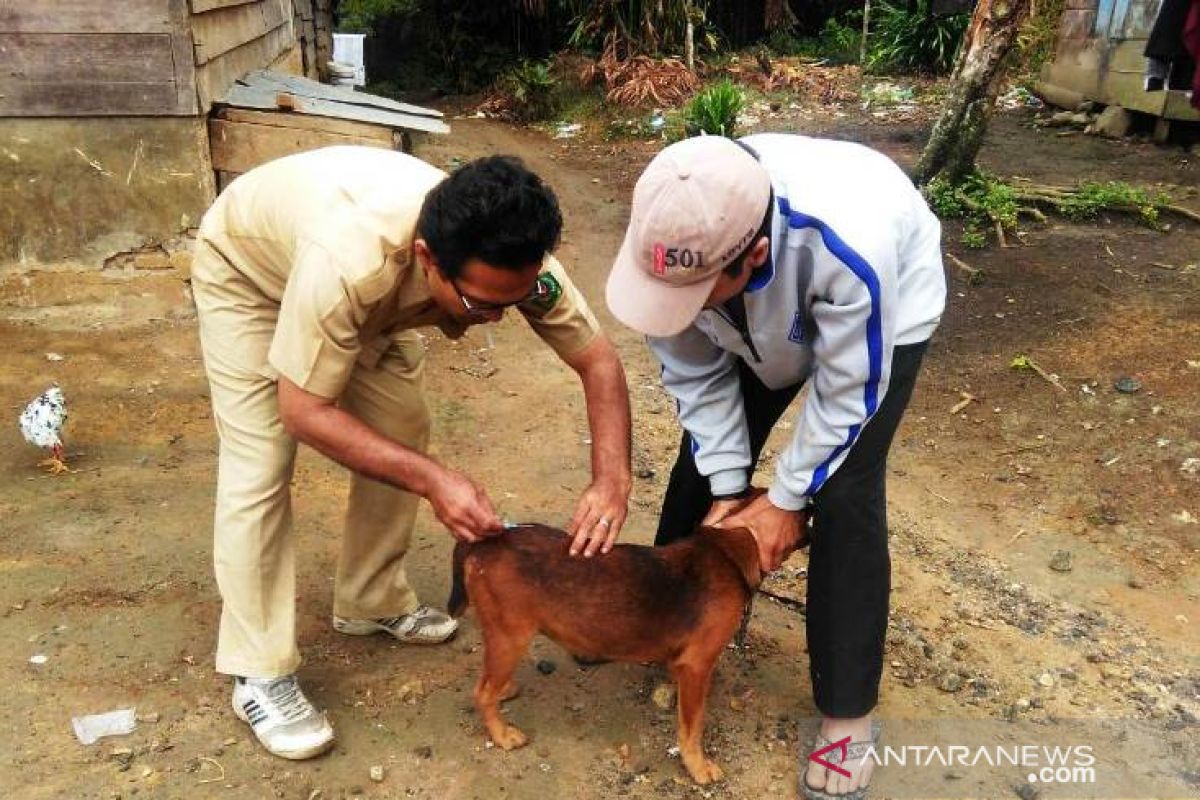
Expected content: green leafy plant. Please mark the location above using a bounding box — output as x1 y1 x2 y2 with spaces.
764 14 861 62
867 1 968 75
336 0 420 33
926 172 1182 248
819 14 863 62
1056 182 1164 227
682 78 744 137
502 60 559 121
568 0 717 57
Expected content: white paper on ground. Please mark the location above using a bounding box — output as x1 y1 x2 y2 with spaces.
71 708 137 745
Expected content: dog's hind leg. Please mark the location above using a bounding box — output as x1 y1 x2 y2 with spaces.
670 653 724 785
475 621 535 750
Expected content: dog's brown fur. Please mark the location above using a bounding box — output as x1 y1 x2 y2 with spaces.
448 524 762 784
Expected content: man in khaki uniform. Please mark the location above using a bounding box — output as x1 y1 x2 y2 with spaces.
191 147 632 759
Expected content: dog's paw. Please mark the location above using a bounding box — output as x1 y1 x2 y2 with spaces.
491 724 529 750
685 757 724 785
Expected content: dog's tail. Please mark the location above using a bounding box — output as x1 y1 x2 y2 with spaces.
447 540 469 617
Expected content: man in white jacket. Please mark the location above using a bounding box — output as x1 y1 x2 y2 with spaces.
606 134 946 799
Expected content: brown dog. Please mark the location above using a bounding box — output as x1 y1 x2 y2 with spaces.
448 523 762 784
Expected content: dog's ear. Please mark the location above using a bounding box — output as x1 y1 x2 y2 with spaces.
698 526 762 589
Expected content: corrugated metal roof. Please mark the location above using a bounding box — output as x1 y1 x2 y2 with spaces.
217 70 449 135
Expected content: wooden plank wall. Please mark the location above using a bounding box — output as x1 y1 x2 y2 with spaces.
190 0 296 111
0 0 198 116
288 0 334 81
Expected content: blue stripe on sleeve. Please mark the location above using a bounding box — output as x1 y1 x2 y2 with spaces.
777 196 884 496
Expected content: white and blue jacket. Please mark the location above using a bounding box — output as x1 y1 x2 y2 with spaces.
648 133 947 510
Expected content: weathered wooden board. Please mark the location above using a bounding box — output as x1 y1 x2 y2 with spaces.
195 22 292 110
189 0 263 13
0 32 197 116
168 0 200 115
208 116 395 174
0 80 184 116
191 0 291 64
0 32 176 82
0 0 171 34
218 106 396 141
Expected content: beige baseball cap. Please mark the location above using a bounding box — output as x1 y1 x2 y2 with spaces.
607 136 772 337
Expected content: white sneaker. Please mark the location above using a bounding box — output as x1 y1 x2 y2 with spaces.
333 605 459 644
232 675 335 760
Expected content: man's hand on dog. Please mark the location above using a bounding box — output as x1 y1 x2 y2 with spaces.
565 476 631 557
713 492 809 573
427 467 503 543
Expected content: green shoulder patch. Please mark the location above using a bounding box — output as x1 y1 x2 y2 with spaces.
522 272 563 314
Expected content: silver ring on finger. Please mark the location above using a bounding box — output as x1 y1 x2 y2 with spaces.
597 516 611 529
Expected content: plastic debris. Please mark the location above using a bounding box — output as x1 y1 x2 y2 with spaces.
72 708 137 745
997 86 1044 110
553 122 582 139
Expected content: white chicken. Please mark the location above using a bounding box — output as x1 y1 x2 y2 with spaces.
19 385 70 475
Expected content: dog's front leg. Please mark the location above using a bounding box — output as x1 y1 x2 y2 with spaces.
671 657 723 784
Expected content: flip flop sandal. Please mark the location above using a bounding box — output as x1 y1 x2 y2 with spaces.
800 721 883 800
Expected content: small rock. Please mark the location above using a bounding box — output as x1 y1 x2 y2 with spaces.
1114 376 1142 394
1128 576 1145 589
1091 105 1133 138
46 352 65 362
937 672 964 693
369 765 384 783
651 682 677 711
1181 458 1200 475
1014 781 1041 800
636 467 655 479
1049 549 1073 572
413 745 433 759
1037 672 1055 688
136 712 160 724
536 659 557 675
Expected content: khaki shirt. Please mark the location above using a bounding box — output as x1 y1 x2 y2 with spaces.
198 146 600 398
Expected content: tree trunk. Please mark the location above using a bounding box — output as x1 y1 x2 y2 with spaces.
912 0 1033 186
763 0 798 30
860 0 871 65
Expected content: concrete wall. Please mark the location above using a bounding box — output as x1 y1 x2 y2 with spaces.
0 118 215 265
1039 0 1200 121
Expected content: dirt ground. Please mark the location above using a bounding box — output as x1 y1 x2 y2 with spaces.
1 98 1198 800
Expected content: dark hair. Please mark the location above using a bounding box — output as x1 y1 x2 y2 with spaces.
722 191 775 278
417 155 563 279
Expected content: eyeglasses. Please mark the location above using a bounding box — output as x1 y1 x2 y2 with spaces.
450 278 538 316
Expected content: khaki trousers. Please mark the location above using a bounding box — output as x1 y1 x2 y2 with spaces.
191 238 430 678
